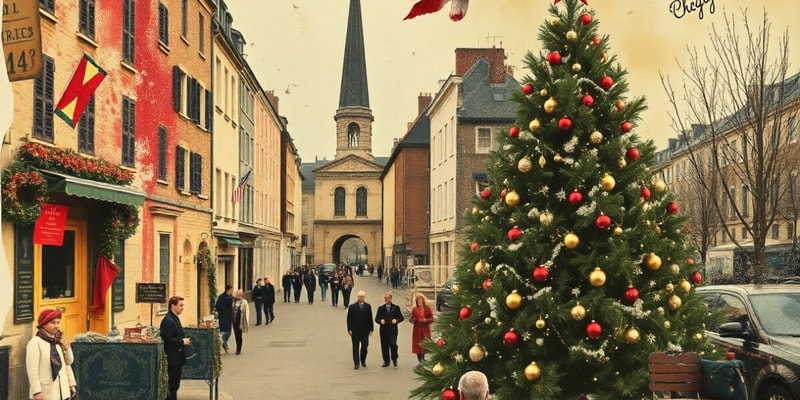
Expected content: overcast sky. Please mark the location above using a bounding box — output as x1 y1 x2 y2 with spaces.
226 0 800 162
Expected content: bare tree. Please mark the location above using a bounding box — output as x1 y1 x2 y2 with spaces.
660 8 798 284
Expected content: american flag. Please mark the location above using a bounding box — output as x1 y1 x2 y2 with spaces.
231 169 251 204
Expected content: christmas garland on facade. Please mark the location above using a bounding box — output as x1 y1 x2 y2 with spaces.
196 241 218 311
1 162 48 225
98 204 140 258
18 142 135 185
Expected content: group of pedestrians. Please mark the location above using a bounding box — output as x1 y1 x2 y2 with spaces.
281 268 319 303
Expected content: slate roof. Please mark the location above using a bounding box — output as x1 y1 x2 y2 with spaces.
338 0 370 108
458 59 520 122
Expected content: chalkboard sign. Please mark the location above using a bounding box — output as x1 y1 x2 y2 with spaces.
14 225 34 323
135 283 166 303
112 240 126 312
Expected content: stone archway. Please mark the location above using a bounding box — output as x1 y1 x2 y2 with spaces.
331 235 368 264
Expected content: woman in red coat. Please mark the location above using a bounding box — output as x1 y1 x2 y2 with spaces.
410 294 434 363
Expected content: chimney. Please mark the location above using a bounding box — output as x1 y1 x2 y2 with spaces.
506 65 515 78
418 92 432 115
455 48 506 84
265 90 279 115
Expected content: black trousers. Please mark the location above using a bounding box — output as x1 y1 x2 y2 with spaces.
342 289 352 307
293 287 302 302
233 323 243 354
351 333 369 363
306 288 315 303
283 287 291 302
380 328 399 362
331 288 340 306
254 299 264 324
167 364 183 399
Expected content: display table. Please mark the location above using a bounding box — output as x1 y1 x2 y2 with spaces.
182 327 222 400
72 341 165 400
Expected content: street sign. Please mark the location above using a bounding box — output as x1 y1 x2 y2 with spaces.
2 0 42 81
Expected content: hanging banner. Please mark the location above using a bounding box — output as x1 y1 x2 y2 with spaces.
33 203 68 246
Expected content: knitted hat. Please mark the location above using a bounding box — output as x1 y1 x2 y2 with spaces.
37 309 62 328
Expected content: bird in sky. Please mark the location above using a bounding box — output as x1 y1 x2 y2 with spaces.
403 0 469 21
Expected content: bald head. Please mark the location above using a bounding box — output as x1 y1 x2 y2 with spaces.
458 371 489 400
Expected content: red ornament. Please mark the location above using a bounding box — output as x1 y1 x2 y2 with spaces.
522 83 534 95
533 265 549 282
547 51 562 66
480 188 491 200
503 329 519 347
579 13 592 25
641 187 651 200
624 286 639 303
625 147 640 161
586 320 602 339
595 213 611 230
591 36 601 46
686 258 695 266
599 75 614 90
725 352 735 360
442 388 457 400
666 201 679 215
558 116 573 131
500 188 508 199
482 279 493 291
621 121 632 133
436 337 446 347
470 242 479 252
692 271 702 284
508 226 522 242
509 126 520 138
581 93 594 107
568 190 583 205
459 307 471 321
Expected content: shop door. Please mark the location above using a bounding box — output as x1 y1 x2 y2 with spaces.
35 219 87 340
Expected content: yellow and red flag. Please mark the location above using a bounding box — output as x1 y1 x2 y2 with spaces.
54 54 107 128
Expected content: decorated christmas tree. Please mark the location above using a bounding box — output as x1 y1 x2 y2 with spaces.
411 1 716 399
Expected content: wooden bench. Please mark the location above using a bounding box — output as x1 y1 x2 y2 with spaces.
648 352 713 399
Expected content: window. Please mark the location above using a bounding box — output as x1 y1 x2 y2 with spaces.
157 126 167 180
158 3 169 45
772 224 780 239
348 122 359 147
741 227 748 240
181 0 188 38
721 230 727 243
729 188 736 218
33 55 55 141
175 146 185 191
476 127 491 152
159 233 170 298
198 13 205 54
790 117 798 144
788 224 794 240
334 187 345 216
79 0 95 39
741 186 749 217
122 0 136 64
121 96 136 167
39 0 54 14
77 97 95 154
356 187 367 216
189 152 202 193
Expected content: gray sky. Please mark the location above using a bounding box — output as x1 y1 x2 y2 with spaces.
227 0 799 161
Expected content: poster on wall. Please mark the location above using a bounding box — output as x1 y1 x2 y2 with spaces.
33 203 69 246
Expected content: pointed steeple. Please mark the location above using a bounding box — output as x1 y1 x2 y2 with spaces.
338 0 369 108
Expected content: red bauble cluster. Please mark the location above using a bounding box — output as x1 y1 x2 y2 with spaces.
626 147 640 161
624 286 639 303
599 75 614 90
558 116 573 131
581 93 594 107
508 226 522 241
586 320 602 339
579 13 592 25
621 121 632 133
509 126 520 138
533 265 549 282
459 307 471 321
547 51 562 66
482 279 493 291
522 83 534 95
641 186 651 200
692 271 702 284
480 188 491 200
442 388 457 400
666 201 679 215
503 329 519 347
568 190 583 205
595 213 611 230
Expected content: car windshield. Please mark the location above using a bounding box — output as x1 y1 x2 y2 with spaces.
749 292 800 336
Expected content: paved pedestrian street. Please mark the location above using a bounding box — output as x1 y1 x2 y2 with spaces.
180 273 422 400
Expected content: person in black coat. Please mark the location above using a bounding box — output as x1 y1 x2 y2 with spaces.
160 296 191 400
346 290 374 370
303 270 317 304
263 276 276 323
281 271 292 303
374 292 405 367
291 271 303 303
318 270 330 301
214 285 234 353
252 278 266 325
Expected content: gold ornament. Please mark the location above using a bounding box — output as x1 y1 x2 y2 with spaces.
539 88 549 98
538 155 546 168
535 319 546 329
553 154 563 163
471 207 481 215
600 173 616 191
571 304 586 320
645 252 662 270
524 362 542 381
670 264 680 275
451 284 460 295
506 290 522 310
550 17 560 26
505 191 521 206
664 320 671 329
539 210 554 226
614 100 626 111
589 130 603 144
544 97 558 114
668 295 682 310
679 279 691 293
613 226 623 236
564 232 580 249
529 118 541 132
518 157 533 173
665 282 674 293
617 158 627 168
475 259 490 275
469 344 485 362
432 362 445 376
654 179 666 193
655 225 662 235
601 52 608 62
694 332 704 341
571 63 582 73
566 30 577 41
624 327 640 344
589 267 606 287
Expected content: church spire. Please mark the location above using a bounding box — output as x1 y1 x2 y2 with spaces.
338 0 369 108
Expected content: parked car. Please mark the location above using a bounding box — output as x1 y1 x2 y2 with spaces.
436 278 457 312
316 263 336 277
696 284 800 400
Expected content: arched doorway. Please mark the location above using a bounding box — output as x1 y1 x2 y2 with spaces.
331 235 367 264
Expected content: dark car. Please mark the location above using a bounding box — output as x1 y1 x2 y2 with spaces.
316 263 336 277
696 284 800 400
436 278 457 312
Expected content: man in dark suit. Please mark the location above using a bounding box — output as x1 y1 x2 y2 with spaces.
214 285 234 352
346 290 373 370
252 278 266 325
160 296 191 400
375 292 405 367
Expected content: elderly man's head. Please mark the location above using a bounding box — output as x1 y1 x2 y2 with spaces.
357 291 366 302
458 370 489 400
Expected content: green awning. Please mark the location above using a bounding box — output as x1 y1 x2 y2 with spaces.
44 171 145 206
218 236 243 247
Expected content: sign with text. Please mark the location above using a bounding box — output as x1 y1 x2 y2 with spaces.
33 203 68 246
2 0 42 81
14 225 33 323
135 282 166 304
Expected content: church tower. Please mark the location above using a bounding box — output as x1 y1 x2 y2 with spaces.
335 0 374 161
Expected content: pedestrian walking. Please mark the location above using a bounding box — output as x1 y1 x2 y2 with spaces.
346 290 373 369
458 371 490 400
214 284 234 353
263 276 276 324
319 269 329 301
26 309 76 400
160 296 190 400
410 294 434 363
291 270 303 303
303 269 317 304
252 278 266 325
282 271 292 303
375 292 404 367
341 271 354 307
232 289 249 355
331 267 341 307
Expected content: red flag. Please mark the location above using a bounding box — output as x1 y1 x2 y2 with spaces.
54 54 107 128
92 255 120 315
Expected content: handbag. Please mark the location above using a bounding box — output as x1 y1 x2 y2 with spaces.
700 359 748 400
